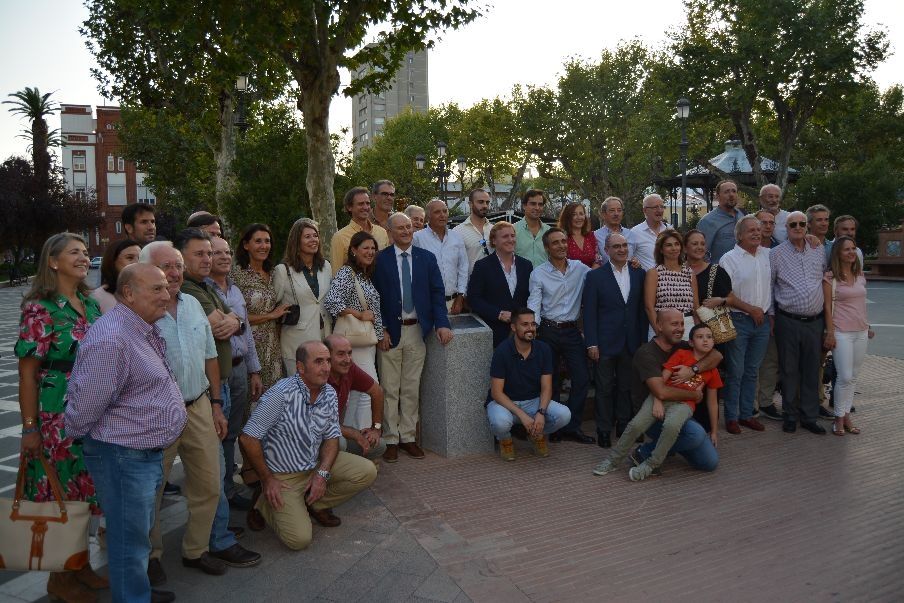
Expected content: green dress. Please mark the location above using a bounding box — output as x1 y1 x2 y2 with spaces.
14 293 102 514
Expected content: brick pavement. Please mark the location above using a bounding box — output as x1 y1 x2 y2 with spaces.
1 279 903 601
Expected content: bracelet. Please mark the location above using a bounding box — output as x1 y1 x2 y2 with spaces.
23 417 37 427
22 425 40 435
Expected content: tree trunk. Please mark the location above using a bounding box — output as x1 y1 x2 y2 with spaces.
734 112 766 187
297 81 338 259
214 91 236 219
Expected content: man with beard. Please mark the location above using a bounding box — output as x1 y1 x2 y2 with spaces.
699 179 745 263
453 188 494 274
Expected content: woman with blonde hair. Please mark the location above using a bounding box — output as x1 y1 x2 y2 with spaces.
822 236 873 435
273 218 333 375
15 233 108 602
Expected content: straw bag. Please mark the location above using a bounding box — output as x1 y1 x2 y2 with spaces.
0 455 91 572
333 275 378 347
694 264 737 344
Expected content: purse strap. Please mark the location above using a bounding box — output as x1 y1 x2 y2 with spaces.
12 454 70 521
284 264 300 305
706 263 718 299
353 274 370 311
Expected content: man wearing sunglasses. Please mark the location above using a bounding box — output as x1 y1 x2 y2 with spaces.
769 211 828 435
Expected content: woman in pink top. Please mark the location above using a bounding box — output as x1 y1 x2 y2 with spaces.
822 236 874 435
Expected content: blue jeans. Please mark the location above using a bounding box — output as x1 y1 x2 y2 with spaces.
723 312 770 421
486 398 572 440
82 437 163 603
210 383 238 553
639 419 719 471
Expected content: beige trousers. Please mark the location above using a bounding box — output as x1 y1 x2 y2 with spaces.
257 451 377 550
150 393 221 559
378 323 426 444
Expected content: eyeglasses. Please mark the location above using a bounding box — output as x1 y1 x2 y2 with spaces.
644 205 665 210
787 221 807 229
157 262 184 271
379 191 396 197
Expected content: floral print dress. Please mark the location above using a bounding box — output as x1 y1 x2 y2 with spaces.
14 293 102 513
231 265 284 389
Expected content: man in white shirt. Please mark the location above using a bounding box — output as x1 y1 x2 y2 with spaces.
631 194 672 270
759 184 789 242
453 189 493 274
720 215 772 435
413 199 468 314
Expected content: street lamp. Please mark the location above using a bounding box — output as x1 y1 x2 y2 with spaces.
235 73 249 138
416 141 466 201
676 97 690 229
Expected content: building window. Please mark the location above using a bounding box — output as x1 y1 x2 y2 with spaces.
105 123 114 130
374 103 385 112
359 119 368 130
117 157 125 171
107 154 114 171
115 221 122 234
374 117 384 126
107 185 127 205
72 152 86 171
75 186 86 201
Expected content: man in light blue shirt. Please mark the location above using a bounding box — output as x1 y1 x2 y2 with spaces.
698 179 744 263
514 189 551 267
527 227 593 444
413 198 469 314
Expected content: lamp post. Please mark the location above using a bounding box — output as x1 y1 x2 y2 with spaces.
416 141 466 201
676 98 690 229
235 73 249 138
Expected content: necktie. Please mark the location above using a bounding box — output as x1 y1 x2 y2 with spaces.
401 251 413 313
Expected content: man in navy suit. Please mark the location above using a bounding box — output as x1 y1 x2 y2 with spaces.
583 233 648 447
373 213 453 463
466 222 534 348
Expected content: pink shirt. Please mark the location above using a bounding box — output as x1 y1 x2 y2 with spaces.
826 273 869 332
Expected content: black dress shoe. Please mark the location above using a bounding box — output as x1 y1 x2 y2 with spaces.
182 552 227 575
562 430 595 444
800 421 827 435
597 432 611 448
147 557 166 586
782 420 797 433
209 543 261 567
151 590 176 603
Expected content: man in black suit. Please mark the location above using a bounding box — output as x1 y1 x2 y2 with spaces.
373 213 453 462
466 222 533 348
583 233 648 447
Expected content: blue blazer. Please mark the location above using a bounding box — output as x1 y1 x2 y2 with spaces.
372 245 450 348
582 263 648 357
467 253 533 347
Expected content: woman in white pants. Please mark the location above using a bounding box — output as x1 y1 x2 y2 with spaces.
822 236 874 436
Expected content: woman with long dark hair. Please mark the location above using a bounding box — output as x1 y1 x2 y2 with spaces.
15 233 109 602
90 239 140 312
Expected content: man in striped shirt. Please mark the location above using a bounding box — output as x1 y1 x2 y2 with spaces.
240 341 377 550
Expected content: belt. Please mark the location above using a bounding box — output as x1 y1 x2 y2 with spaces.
184 390 209 407
42 359 75 372
777 308 823 322
444 294 459 301
401 318 419 326
683 311 694 317
231 357 243 367
540 319 578 329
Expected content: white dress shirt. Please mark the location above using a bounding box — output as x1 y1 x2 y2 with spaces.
720 244 772 313
610 260 631 303
413 227 468 297
631 221 673 271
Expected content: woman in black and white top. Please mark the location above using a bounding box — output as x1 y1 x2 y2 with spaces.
273 218 333 376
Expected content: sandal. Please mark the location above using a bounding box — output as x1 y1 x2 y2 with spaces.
843 423 861 435
832 423 845 436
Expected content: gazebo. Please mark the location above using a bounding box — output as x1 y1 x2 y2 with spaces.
654 139 800 215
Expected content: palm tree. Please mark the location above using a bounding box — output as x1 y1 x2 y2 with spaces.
4 87 59 187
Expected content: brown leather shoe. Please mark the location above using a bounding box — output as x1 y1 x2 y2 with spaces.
47 571 97 603
307 505 341 527
75 564 110 590
398 442 425 459
383 444 399 463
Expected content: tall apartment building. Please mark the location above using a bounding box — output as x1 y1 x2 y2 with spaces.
351 49 429 155
60 104 155 255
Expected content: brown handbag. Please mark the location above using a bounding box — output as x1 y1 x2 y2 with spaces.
0 455 91 571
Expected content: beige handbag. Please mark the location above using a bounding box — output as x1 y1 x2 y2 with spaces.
0 455 91 572
333 275 378 347
695 264 737 344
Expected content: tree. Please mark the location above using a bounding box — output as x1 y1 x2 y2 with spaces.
671 0 888 189
4 87 59 188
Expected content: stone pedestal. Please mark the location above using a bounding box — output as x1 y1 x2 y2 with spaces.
419 313 494 457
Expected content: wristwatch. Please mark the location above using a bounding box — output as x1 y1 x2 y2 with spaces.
372 422 382 430
536 407 548 416
237 316 247 334
691 364 700 374
316 468 331 481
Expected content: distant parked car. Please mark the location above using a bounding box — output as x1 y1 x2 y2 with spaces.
90 257 102 269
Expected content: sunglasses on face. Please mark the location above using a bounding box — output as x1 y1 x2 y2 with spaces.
787 221 807 228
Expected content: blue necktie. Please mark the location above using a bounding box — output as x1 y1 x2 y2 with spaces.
401 251 414 313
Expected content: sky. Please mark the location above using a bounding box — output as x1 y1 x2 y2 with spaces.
0 0 902 163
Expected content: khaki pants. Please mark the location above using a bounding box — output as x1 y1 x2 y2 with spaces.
258 451 377 550
150 394 221 559
378 323 426 445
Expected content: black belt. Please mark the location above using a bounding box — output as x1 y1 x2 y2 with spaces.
444 294 459 301
401 318 419 326
684 311 694 317
777 308 823 322
541 319 578 329
231 357 243 367
184 390 209 407
42 359 74 372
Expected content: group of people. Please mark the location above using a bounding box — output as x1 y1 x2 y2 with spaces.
14 178 872 602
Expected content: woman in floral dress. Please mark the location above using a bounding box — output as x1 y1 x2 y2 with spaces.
232 223 290 390
15 233 109 602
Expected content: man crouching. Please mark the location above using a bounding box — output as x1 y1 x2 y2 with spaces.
239 341 377 550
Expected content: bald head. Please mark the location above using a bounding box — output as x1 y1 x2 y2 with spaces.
116 263 170 324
